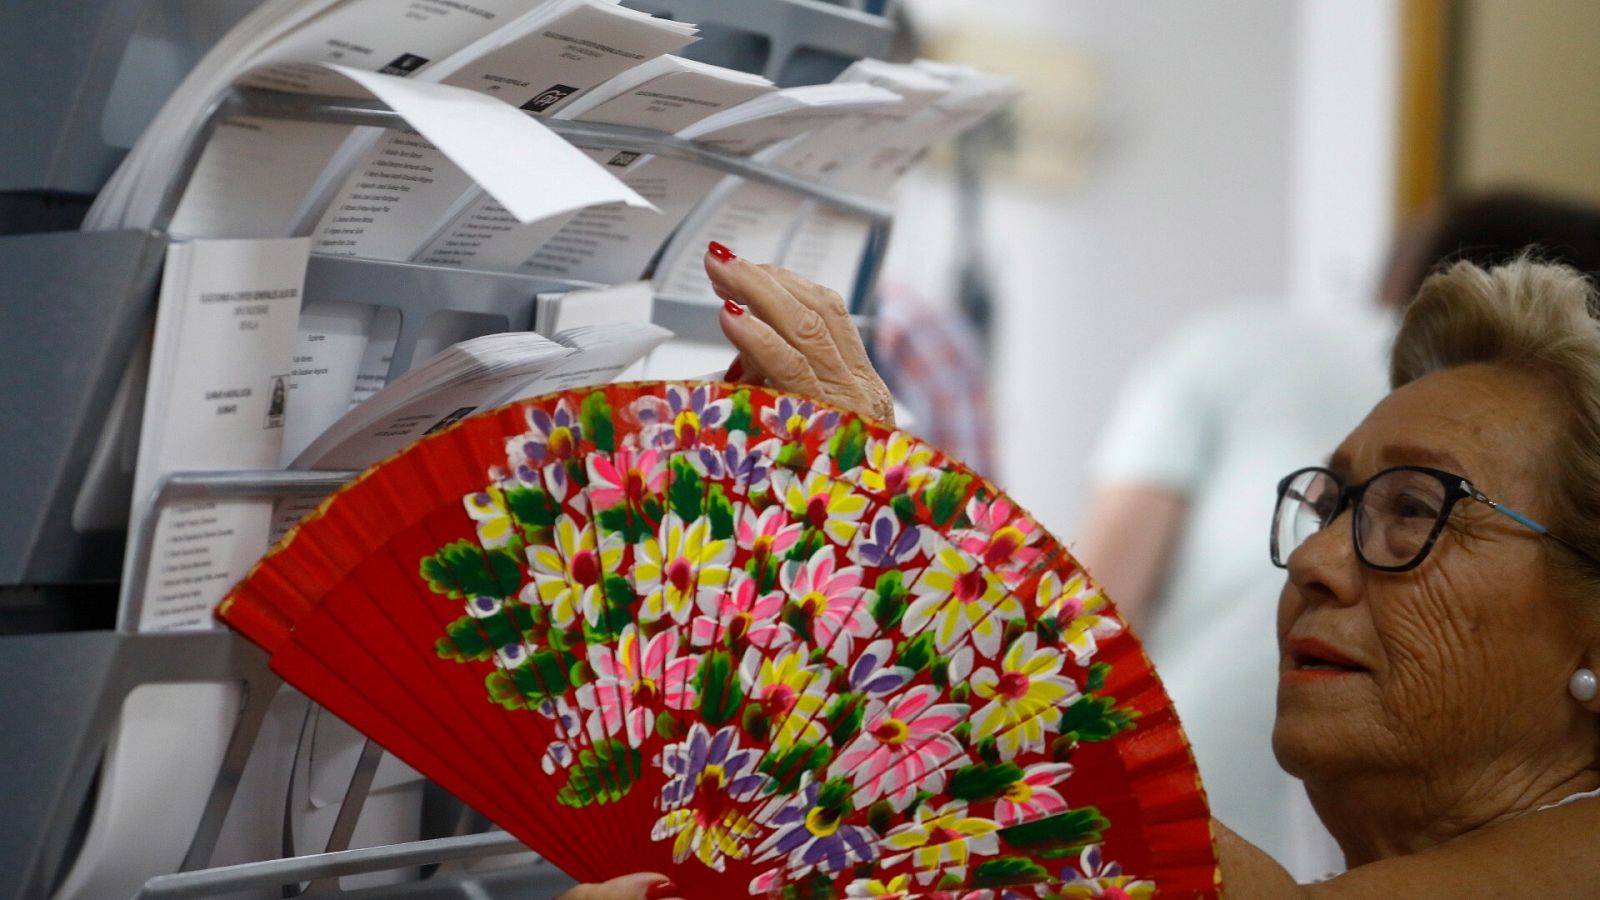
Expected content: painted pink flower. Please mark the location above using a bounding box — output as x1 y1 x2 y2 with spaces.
781 547 871 661
576 624 698 747
691 569 794 649
586 446 666 512
954 496 1043 583
994 762 1074 827
830 685 968 807
737 505 804 561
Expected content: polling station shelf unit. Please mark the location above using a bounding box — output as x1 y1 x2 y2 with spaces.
0 9 898 899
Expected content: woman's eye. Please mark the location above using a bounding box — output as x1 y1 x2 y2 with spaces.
1392 491 1439 520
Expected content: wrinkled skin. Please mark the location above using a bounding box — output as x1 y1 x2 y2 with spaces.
1273 363 1600 865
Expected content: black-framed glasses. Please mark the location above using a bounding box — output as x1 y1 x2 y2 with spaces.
1270 465 1590 572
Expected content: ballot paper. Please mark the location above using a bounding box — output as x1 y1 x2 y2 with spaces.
160 0 554 239
277 299 378 466
413 55 773 272
650 83 906 301
308 1 696 260
513 82 900 288
121 237 309 632
291 322 669 471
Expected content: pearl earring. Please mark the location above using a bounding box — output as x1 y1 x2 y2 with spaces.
1570 669 1598 703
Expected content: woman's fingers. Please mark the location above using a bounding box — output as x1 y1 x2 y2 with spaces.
758 264 894 422
758 264 874 378
556 873 682 900
718 301 831 401
704 247 862 405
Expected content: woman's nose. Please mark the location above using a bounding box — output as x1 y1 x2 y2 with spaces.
1284 510 1363 607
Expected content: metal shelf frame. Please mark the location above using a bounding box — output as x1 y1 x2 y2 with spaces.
3 3 902 894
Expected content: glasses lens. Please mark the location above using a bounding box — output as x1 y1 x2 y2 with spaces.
1273 469 1341 566
1356 469 1448 568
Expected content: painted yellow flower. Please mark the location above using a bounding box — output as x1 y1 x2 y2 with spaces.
775 468 870 546
881 801 1000 878
1038 568 1123 665
634 513 733 624
970 633 1079 758
523 515 622 628
651 806 762 872
904 546 1023 658
857 432 936 496
739 646 829 753
463 486 514 548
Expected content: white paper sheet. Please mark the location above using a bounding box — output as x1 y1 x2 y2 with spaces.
123 237 309 632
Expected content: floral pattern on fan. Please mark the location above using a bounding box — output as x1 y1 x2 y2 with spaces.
413 383 1183 898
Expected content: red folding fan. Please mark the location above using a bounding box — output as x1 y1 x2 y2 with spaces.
218 381 1218 898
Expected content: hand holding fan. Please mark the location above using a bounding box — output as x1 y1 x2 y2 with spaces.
218 381 1218 898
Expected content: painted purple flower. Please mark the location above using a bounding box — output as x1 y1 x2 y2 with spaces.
658 722 770 809
751 775 878 876
851 507 924 569
845 638 914 696
652 723 772 871
636 384 732 449
507 400 582 474
761 394 839 442
689 432 781 496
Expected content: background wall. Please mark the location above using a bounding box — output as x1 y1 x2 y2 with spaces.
1454 0 1600 204
883 0 1398 536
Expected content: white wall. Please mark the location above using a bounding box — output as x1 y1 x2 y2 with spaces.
884 0 1396 536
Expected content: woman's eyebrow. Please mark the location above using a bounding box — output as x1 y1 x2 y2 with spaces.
1380 443 1468 472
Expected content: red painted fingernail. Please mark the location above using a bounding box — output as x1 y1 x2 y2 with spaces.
644 880 681 900
708 241 737 263
722 296 745 317
725 357 744 381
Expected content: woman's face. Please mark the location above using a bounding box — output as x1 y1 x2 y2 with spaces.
1272 363 1589 785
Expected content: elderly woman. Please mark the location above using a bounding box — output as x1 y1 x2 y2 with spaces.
564 249 1600 898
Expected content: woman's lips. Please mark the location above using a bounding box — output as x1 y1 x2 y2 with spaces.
1284 635 1369 678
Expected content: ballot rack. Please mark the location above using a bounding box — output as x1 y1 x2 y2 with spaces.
0 2 901 898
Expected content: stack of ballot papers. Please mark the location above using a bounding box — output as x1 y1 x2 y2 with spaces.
291 321 668 471
655 59 1017 303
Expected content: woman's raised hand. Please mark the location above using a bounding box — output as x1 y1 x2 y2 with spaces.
554 873 682 899
704 242 895 425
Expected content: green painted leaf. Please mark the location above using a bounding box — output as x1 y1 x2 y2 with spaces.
947 761 1024 801
787 527 827 562
742 705 772 743
1059 694 1138 743
891 494 918 524
824 692 865 748
597 505 653 542
697 649 743 726
998 807 1108 851
925 472 974 528
726 389 754 433
759 740 831 794
603 573 636 608
669 459 705 522
776 441 808 470
972 857 1051 888
579 391 615 453
746 554 781 593
898 632 937 673
707 485 736 541
557 738 640 807
440 616 492 660
867 799 895 835
1085 661 1111 691
816 777 854 816
871 571 908 630
828 418 868 472
485 669 532 710
505 487 559 528
420 540 507 598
